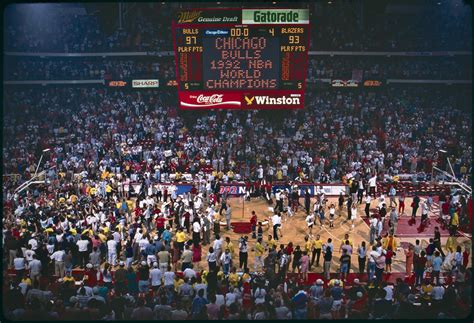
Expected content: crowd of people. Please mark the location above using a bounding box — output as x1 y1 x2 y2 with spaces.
4 56 471 81
3 57 176 82
2 175 472 320
3 86 471 189
2 85 472 320
4 2 472 53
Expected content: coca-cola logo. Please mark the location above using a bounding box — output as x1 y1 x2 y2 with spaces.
197 94 223 104
180 92 241 109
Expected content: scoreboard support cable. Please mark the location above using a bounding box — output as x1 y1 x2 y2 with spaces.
172 8 310 110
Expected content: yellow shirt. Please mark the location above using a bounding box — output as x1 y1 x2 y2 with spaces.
242 272 251 282
101 171 109 180
382 237 397 250
229 272 239 287
70 195 78 204
105 185 112 193
69 228 77 236
305 240 312 253
224 241 234 255
313 239 323 250
227 171 234 179
255 242 264 256
174 278 184 292
90 187 97 196
59 197 66 204
276 170 283 180
268 239 277 250
126 200 134 210
421 285 433 300
82 228 92 236
98 233 107 242
176 231 186 243
63 276 75 283
44 228 54 234
21 278 32 286
451 213 459 226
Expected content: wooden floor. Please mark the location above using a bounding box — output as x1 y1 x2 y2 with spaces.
190 196 471 273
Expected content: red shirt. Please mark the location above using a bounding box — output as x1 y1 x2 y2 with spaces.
155 217 166 229
463 251 470 268
250 215 257 226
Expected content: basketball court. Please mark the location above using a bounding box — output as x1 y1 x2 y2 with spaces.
192 195 472 275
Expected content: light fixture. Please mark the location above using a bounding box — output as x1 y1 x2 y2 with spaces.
328 1 332 4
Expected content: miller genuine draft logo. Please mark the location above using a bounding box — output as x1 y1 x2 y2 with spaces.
178 11 202 23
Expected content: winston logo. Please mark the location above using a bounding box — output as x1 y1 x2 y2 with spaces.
245 95 301 105
178 11 202 23
244 96 255 105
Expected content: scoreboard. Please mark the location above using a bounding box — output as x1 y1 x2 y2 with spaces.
173 8 310 109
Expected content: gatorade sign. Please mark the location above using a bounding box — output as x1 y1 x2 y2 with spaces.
242 9 309 24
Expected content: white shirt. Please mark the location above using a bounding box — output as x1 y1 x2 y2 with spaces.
383 286 393 301
431 286 445 300
368 176 376 187
28 238 38 250
351 208 357 218
253 287 266 304
139 238 150 251
220 252 232 264
215 294 225 307
225 292 236 306
24 249 36 262
192 221 201 233
365 196 372 204
107 239 118 252
76 240 89 252
14 257 26 270
183 268 197 279
368 250 380 263
206 252 217 262
271 214 281 225
149 268 163 286
213 239 223 252
50 250 65 262
164 271 175 286
306 214 315 226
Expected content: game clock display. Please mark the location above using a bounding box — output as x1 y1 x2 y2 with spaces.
173 8 310 109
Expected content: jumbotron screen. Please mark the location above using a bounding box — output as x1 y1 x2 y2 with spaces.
173 8 310 109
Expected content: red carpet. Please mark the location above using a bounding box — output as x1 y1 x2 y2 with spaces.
286 271 453 287
363 215 460 237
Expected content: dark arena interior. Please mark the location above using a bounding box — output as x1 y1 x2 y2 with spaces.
2 1 473 320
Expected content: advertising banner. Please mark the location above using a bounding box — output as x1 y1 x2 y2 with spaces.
331 79 359 87
242 9 309 24
176 9 241 24
132 79 160 88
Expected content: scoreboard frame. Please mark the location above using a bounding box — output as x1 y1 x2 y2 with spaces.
172 8 310 110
